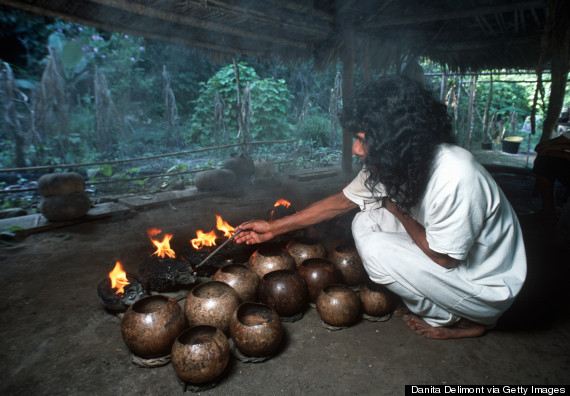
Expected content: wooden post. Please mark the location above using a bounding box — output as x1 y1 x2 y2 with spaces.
341 29 355 175
540 34 569 141
464 74 478 150
440 69 447 102
482 74 493 145
232 58 247 154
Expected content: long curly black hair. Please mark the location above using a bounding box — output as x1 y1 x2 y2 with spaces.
340 76 455 213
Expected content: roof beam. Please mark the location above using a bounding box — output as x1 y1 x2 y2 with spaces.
90 0 309 49
361 0 546 29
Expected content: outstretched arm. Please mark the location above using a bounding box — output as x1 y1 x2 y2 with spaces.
234 192 358 245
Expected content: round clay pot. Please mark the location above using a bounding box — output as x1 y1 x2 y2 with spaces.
121 295 186 358
229 302 282 357
184 281 241 335
286 237 327 267
248 245 296 279
213 263 259 302
297 258 342 303
328 244 368 286
316 284 361 327
258 269 308 317
359 282 398 317
171 325 230 384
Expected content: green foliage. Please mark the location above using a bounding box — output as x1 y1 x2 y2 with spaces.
188 62 293 145
295 113 331 147
249 78 293 139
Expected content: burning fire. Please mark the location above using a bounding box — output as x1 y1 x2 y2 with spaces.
190 215 235 250
274 199 291 208
191 229 217 249
216 215 235 237
270 198 292 220
109 261 130 295
146 228 176 259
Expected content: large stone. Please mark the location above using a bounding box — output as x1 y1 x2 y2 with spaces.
39 192 91 221
193 169 236 191
254 159 274 182
223 153 254 184
38 172 85 197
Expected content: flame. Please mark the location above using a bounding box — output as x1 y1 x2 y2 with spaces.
270 198 292 220
146 227 162 238
216 215 235 237
191 229 217 250
147 229 176 258
109 261 130 294
274 199 291 208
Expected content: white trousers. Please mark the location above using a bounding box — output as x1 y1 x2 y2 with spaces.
352 209 504 327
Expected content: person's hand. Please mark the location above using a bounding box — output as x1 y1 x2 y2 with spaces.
234 220 274 245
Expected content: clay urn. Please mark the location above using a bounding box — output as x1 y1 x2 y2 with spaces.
258 269 308 317
229 302 283 357
286 237 327 267
297 258 342 303
213 263 259 302
360 282 398 317
248 244 296 279
184 281 241 335
171 325 230 384
327 244 368 286
316 284 361 327
121 295 187 358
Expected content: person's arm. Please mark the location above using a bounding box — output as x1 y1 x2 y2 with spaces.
235 192 358 245
384 199 459 269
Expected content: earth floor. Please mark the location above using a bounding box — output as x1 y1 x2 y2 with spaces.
0 162 569 396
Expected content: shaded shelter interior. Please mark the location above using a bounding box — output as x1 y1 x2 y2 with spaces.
0 0 569 393
0 170 568 394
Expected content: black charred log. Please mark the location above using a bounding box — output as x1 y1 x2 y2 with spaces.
138 256 196 292
97 273 147 312
180 237 257 277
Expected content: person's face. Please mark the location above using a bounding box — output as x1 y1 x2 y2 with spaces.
352 132 367 158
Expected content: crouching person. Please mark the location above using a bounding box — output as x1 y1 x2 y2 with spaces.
235 76 526 339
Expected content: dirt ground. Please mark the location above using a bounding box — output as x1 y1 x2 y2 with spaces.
1 164 569 396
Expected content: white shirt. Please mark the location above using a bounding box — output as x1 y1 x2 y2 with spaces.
343 144 526 301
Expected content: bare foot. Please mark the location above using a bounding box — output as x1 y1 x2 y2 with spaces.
393 303 411 317
403 314 486 339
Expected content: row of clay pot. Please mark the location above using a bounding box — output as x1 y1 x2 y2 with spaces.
245 239 398 326
37 172 91 221
121 290 283 385
120 237 396 386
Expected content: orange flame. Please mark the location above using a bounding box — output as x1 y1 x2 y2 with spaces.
147 228 176 258
216 215 235 237
274 199 291 208
146 227 162 238
191 229 217 250
109 261 129 294
270 198 292 220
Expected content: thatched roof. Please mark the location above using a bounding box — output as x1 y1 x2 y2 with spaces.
1 0 568 72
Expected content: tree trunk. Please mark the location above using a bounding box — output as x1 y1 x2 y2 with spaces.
440 69 447 102
232 58 247 154
482 75 493 145
464 74 477 150
341 29 355 175
453 76 462 136
1 62 26 167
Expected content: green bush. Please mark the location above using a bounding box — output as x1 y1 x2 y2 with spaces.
296 114 331 147
187 62 293 145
